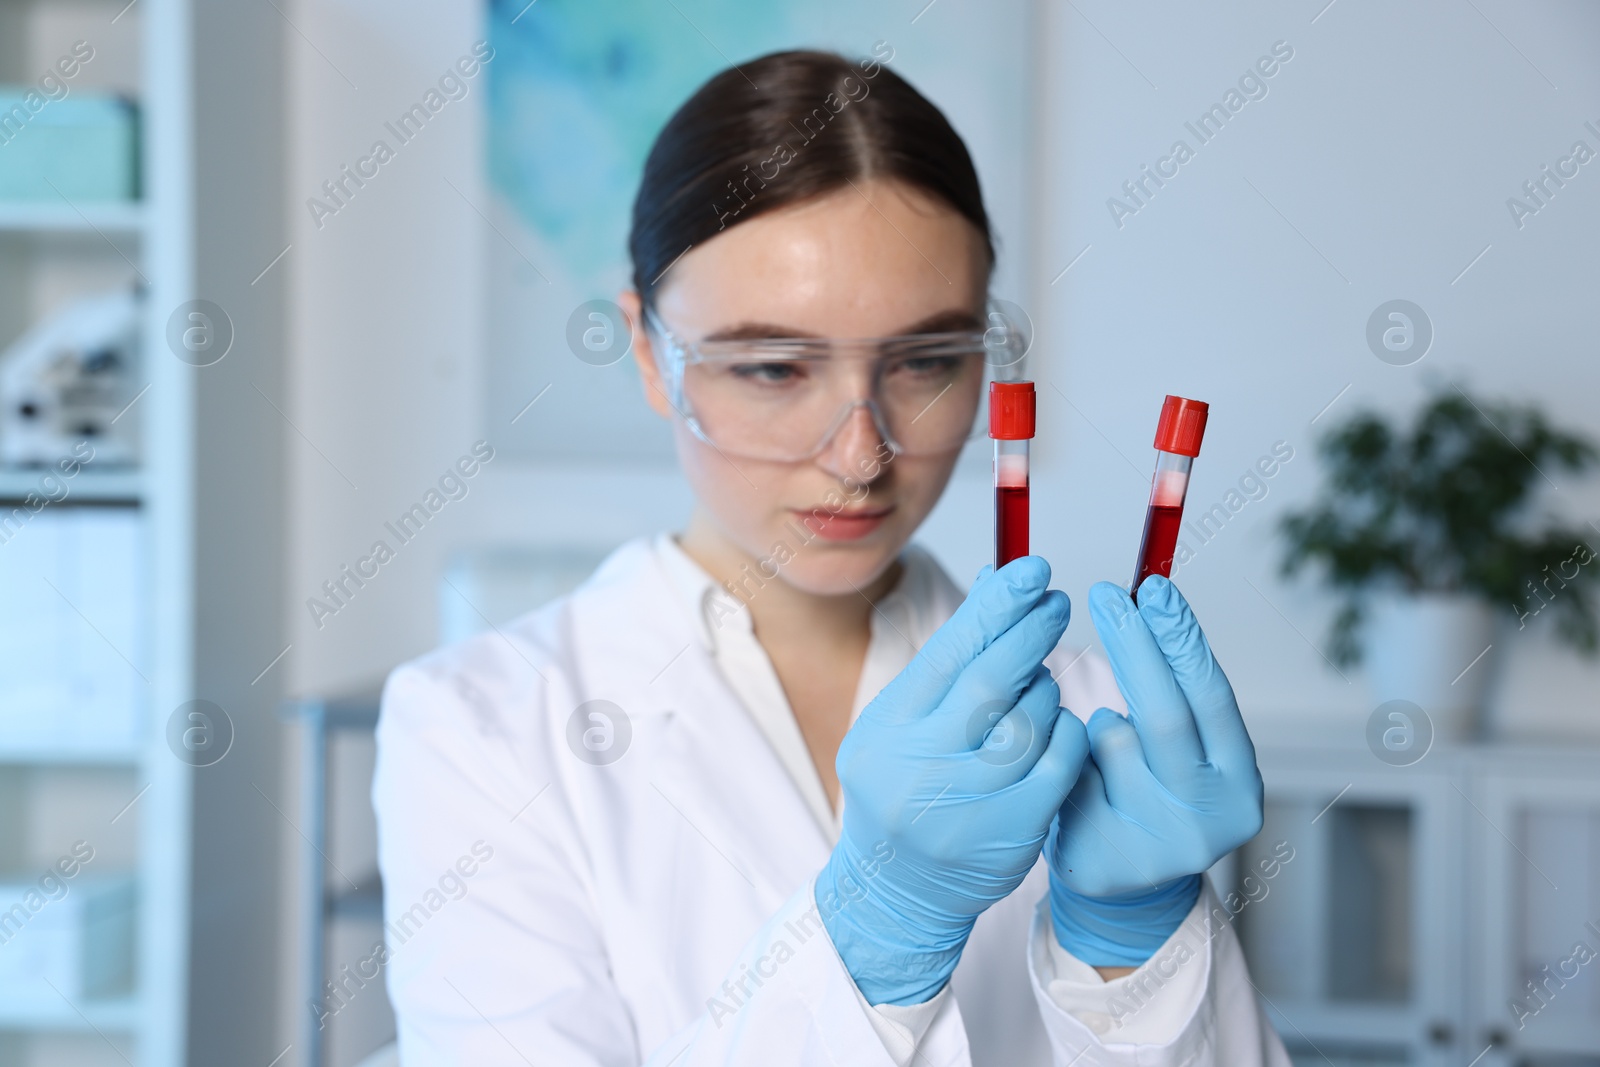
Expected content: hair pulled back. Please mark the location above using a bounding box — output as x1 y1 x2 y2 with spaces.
629 47 994 308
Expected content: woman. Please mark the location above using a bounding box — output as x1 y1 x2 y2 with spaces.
374 50 1290 1065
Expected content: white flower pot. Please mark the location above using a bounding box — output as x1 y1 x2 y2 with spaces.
1363 593 1496 741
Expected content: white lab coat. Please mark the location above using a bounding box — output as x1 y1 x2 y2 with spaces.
372 535 1291 1065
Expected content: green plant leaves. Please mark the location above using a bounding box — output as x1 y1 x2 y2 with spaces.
1278 387 1599 665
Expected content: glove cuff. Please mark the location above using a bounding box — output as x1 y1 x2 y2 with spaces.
816 839 972 1007
1048 872 1201 967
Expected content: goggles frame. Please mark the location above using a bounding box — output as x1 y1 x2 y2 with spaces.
642 299 1029 461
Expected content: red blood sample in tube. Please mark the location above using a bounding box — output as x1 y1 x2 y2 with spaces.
990 381 1036 570
1131 395 1209 599
996 484 1030 568
1133 504 1185 590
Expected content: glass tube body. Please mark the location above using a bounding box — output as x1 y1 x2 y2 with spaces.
994 438 1030 569
1132 451 1193 596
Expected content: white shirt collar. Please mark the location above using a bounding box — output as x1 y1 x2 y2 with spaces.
650 532 957 839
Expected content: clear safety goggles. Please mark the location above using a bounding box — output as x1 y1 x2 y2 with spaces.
644 300 1029 463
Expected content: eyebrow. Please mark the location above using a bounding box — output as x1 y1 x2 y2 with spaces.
699 307 984 343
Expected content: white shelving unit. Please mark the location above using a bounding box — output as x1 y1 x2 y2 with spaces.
0 0 187 1054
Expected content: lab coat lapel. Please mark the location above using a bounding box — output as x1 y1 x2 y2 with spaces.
650 642 832 903
567 542 832 904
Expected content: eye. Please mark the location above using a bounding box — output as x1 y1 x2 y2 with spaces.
728 361 807 385
886 354 963 378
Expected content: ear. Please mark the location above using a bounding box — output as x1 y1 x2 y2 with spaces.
619 289 674 420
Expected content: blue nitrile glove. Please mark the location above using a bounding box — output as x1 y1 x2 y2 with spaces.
1046 575 1264 967
818 557 1091 1006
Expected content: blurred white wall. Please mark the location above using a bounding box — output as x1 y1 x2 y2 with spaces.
282 2 489 1061
285 0 486 696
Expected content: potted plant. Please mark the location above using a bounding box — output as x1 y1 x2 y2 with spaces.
1278 388 1599 738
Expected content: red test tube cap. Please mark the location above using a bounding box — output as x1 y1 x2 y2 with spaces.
1154 395 1208 457
989 381 1036 440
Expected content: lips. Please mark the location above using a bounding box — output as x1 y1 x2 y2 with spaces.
794 505 894 541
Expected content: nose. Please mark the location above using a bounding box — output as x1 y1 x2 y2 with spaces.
816 400 892 486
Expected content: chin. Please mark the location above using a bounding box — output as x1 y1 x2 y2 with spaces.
776 540 905 598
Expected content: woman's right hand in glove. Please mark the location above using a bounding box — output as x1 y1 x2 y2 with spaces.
817 557 1090 1006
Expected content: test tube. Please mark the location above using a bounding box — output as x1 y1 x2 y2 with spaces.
990 381 1036 569
1131 395 1209 599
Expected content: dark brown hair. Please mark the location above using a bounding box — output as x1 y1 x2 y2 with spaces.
628 48 995 308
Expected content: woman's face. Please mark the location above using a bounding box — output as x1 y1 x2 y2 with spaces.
623 178 990 597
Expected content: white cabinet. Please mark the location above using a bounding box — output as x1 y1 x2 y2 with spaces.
1471 753 1600 1065
1233 739 1600 1067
